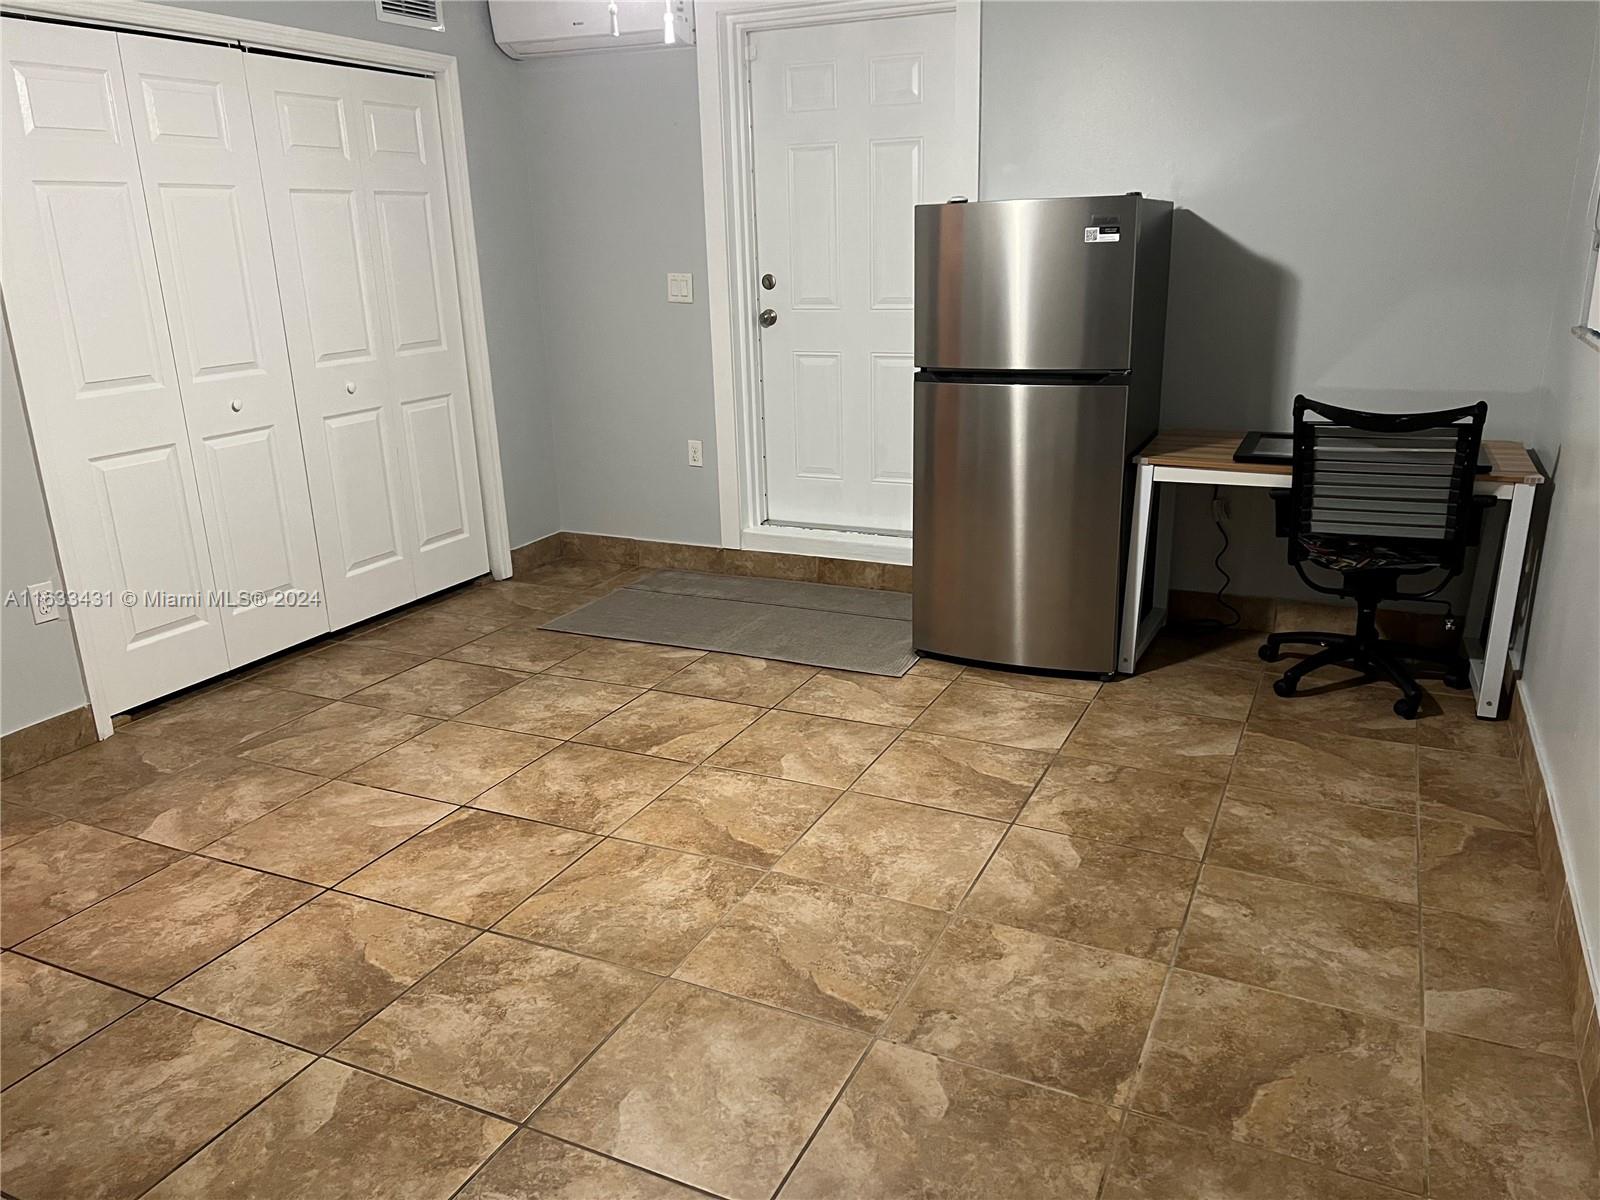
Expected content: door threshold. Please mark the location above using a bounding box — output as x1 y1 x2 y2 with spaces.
742 523 912 565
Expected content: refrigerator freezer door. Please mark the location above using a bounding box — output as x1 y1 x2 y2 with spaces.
912 379 1129 672
914 196 1140 372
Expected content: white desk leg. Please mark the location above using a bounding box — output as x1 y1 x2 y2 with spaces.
1119 463 1157 673
1473 482 1535 719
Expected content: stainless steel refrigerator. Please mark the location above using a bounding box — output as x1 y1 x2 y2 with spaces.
912 195 1173 674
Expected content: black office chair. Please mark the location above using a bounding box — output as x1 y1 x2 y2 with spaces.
1259 395 1487 719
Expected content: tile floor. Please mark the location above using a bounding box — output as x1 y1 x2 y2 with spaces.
1 563 1596 1200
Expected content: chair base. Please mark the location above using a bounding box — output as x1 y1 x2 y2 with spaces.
1259 624 1469 720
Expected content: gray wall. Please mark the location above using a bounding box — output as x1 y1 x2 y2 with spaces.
519 47 721 543
1 320 88 734
1523 21 1600 976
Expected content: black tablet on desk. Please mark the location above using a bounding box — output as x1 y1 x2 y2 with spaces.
1234 431 1492 472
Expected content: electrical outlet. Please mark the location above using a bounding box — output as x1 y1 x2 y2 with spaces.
687 439 704 467
29 582 59 625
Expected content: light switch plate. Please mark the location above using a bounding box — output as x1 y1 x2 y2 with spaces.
667 272 693 303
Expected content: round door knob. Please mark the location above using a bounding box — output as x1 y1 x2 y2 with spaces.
761 273 777 290
345 381 357 394
759 309 778 328
230 399 243 413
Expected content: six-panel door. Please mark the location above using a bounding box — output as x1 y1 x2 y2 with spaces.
1 19 231 713
246 54 488 629
118 32 330 664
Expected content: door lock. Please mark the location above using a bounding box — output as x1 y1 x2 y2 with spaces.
761 273 776 290
759 309 778 328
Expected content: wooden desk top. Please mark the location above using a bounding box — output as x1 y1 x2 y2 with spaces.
1136 429 1544 486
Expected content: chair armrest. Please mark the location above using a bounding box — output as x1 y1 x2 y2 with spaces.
1269 488 1293 538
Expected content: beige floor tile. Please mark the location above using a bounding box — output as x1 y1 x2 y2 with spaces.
248 643 425 700
94 756 324 850
201 781 452 885
163 891 473 1051
908 656 964 680
145 1058 512 1200
574 691 760 763
1207 787 1417 904
1103 1113 1412 1200
346 608 486 656
343 722 557 803
1424 1030 1598 1200
0 802 63 849
964 827 1198 961
238 701 437 777
498 839 760 972
885 917 1165 1103
1418 746 1531 831
458 674 644 739
519 560 635 590
781 1041 1120 1200
777 792 1004 910
123 682 327 753
1132 970 1425 1193
442 624 593 673
1142 630 1268 671
853 731 1051 820
1420 819 1546 925
350 660 527 719
0 1002 309 1200
1177 865 1420 1022
1 954 140 1088
1423 907 1577 1057
1101 660 1258 721
1415 694 1516 758
19 856 316 994
708 710 897 787
1231 727 1417 812
460 1131 700 1200
335 933 653 1119
615 767 838 866
531 981 866 1200
2 733 208 821
1246 668 1418 746
341 809 594 926
778 669 949 727
1018 759 1221 859
675 874 944 1031
1061 704 1241 781
956 664 1103 702
475 743 691 832
545 640 706 687
911 682 1085 751
415 585 541 634
655 653 817 707
2 821 182 946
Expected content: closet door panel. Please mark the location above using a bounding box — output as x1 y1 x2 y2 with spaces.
246 55 418 628
355 71 487 597
118 33 329 664
1 18 229 713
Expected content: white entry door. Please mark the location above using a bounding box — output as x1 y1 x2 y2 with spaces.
118 32 329 664
750 12 969 535
246 54 487 628
1 19 230 712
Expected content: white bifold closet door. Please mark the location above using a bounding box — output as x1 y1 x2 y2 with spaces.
117 31 329 664
246 54 488 629
1 20 219 712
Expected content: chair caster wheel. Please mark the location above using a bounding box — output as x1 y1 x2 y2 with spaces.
1393 696 1421 720
1258 645 1280 663
1444 672 1469 690
1272 677 1296 698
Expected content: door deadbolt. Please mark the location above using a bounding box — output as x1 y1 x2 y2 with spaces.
761 273 776 290
759 309 778 328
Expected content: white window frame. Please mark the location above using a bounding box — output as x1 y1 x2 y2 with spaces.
696 0 982 566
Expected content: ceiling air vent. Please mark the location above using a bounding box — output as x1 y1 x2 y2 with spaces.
376 0 443 31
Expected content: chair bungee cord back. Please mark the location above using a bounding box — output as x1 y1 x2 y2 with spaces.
1259 394 1488 719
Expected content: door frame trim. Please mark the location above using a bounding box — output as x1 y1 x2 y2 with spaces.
695 0 980 564
2 0 516 736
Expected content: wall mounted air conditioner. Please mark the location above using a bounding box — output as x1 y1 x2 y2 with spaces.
490 1 694 59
